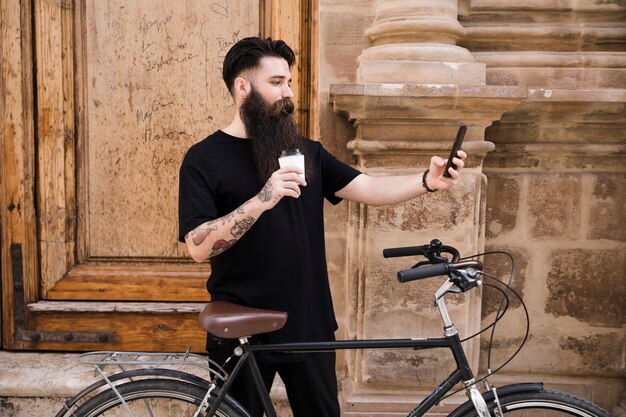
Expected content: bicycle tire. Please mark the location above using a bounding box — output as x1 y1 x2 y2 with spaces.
458 389 612 417
73 378 245 417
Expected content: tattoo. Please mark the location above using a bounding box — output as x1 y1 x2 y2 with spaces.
258 181 273 202
188 222 218 246
211 239 237 256
221 212 235 225
236 201 250 215
231 216 255 238
220 201 251 225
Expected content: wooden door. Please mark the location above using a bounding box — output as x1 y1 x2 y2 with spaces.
1 0 317 351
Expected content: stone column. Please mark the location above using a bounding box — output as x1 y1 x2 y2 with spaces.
329 1 525 414
358 0 485 85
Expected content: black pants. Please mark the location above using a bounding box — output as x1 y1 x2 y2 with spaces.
208 336 340 417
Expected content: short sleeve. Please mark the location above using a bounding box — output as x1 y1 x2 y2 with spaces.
317 142 361 205
178 152 219 243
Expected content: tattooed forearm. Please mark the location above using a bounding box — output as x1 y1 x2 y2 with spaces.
231 216 255 238
258 181 273 202
185 199 263 262
188 222 218 246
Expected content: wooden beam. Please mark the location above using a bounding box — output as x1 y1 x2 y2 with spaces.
30 311 208 352
1 0 39 349
46 264 211 301
34 0 76 295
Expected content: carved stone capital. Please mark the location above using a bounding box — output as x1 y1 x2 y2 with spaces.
330 83 526 138
330 83 525 168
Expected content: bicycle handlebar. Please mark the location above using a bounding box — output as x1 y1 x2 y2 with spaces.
397 262 450 282
383 245 426 258
384 239 482 286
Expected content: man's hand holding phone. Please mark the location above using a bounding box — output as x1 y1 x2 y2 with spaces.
423 124 467 192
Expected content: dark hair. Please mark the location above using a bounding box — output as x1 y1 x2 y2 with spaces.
222 37 296 93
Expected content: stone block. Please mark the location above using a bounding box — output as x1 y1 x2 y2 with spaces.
588 174 626 242
0 398 67 417
319 4 372 84
528 175 582 240
546 248 626 328
485 175 521 238
558 332 625 375
357 61 487 85
486 95 626 145
359 348 455 389
485 67 626 89
364 256 443 317
368 176 478 232
359 153 435 169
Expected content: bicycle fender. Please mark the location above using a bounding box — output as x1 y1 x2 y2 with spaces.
55 368 208 417
447 383 544 417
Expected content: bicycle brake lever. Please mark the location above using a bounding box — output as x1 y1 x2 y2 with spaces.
450 269 482 292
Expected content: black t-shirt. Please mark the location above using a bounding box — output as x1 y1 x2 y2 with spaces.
178 130 361 352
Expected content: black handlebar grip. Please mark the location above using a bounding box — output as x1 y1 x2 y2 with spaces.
383 246 425 258
397 263 450 283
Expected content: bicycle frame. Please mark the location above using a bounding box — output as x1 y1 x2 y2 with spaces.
206 279 478 417
56 240 609 417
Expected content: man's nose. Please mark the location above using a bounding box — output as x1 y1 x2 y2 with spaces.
282 84 294 99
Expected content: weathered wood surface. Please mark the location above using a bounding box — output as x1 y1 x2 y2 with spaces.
35 0 77 296
29 301 205 313
1 0 39 349
32 312 208 352
38 0 264 297
83 1 261 261
2 0 311 350
47 264 211 301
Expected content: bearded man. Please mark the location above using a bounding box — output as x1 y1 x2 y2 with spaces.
178 37 466 417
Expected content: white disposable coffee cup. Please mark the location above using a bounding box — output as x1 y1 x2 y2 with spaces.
278 148 305 180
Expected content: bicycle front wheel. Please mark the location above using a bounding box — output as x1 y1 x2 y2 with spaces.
73 378 245 417
459 389 612 417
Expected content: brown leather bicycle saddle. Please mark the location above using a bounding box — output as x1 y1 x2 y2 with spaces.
198 301 288 339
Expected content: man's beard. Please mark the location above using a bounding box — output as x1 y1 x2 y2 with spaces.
240 86 303 182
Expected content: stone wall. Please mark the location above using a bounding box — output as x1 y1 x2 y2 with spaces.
319 0 625 415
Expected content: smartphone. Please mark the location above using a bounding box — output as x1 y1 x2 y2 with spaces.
443 123 467 178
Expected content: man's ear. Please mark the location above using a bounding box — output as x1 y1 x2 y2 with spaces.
233 76 251 99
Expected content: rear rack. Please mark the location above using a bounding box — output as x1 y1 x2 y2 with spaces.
79 350 213 372
78 350 229 384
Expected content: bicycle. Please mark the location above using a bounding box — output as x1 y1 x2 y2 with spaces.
56 239 613 417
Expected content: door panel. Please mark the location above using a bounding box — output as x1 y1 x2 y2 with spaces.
43 0 262 298
83 1 256 259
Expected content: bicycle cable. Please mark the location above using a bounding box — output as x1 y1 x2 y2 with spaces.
438 251 530 401
440 274 529 399
479 270 531 375
459 282 510 343
460 251 517 369
476 252 516 372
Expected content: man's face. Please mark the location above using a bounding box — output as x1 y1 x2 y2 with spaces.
244 56 294 108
